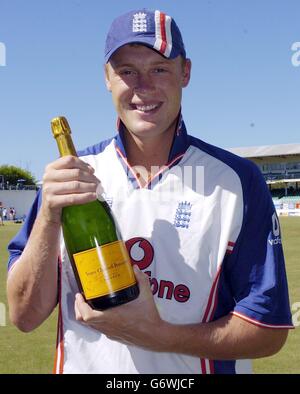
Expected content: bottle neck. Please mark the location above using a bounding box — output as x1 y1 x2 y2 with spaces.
55 134 77 157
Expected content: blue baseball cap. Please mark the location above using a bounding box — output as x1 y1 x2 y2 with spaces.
105 9 186 63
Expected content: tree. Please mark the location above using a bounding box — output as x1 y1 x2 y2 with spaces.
0 165 36 187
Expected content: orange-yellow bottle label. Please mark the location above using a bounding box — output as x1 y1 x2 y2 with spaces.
73 240 136 300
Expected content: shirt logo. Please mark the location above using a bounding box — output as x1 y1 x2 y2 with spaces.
132 12 147 32
126 237 190 303
174 201 192 229
268 212 282 246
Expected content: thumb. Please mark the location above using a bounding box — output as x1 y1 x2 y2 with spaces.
133 265 152 295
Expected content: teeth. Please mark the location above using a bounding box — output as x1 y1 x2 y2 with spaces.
135 104 158 112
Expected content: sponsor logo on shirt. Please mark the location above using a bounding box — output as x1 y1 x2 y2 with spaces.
126 237 190 303
268 212 282 246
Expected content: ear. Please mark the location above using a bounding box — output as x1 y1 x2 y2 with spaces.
181 59 192 88
104 64 112 92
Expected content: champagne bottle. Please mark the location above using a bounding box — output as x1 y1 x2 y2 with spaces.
51 116 139 310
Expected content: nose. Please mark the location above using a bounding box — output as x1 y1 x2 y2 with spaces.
133 72 155 95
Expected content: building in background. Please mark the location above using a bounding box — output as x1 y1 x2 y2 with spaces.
229 143 300 217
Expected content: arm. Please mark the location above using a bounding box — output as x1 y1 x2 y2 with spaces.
159 312 288 360
7 156 99 332
74 266 289 359
7 216 60 332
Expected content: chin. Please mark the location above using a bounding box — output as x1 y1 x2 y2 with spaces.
131 128 161 139
128 122 159 136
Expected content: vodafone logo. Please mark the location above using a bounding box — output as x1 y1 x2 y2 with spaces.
272 213 280 237
125 237 154 270
269 212 282 246
125 237 190 303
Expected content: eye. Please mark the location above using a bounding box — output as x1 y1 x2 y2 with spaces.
120 69 136 76
153 68 167 73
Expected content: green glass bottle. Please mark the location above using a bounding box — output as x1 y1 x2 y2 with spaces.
51 116 139 310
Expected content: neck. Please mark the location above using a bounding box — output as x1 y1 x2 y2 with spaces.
125 127 175 169
122 122 177 187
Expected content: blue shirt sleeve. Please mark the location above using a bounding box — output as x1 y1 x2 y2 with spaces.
7 189 42 271
226 164 293 327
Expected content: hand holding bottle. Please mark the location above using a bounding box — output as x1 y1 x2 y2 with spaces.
40 156 101 225
74 265 164 350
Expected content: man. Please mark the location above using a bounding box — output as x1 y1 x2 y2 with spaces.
7 9 293 374
0 202 4 226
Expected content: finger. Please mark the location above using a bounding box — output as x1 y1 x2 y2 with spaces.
133 265 152 297
46 156 95 173
44 192 97 209
49 180 99 195
74 297 84 322
44 168 99 184
133 264 149 281
75 293 101 322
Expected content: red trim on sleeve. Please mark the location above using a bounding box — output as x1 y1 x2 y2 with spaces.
231 311 295 329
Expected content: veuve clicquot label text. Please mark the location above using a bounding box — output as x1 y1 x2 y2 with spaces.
73 240 136 300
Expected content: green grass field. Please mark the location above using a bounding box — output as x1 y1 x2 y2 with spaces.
0 223 58 374
0 219 299 374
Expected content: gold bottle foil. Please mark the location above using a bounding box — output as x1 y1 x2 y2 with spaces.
51 116 77 157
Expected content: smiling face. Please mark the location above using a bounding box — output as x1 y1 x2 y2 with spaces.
105 44 191 142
